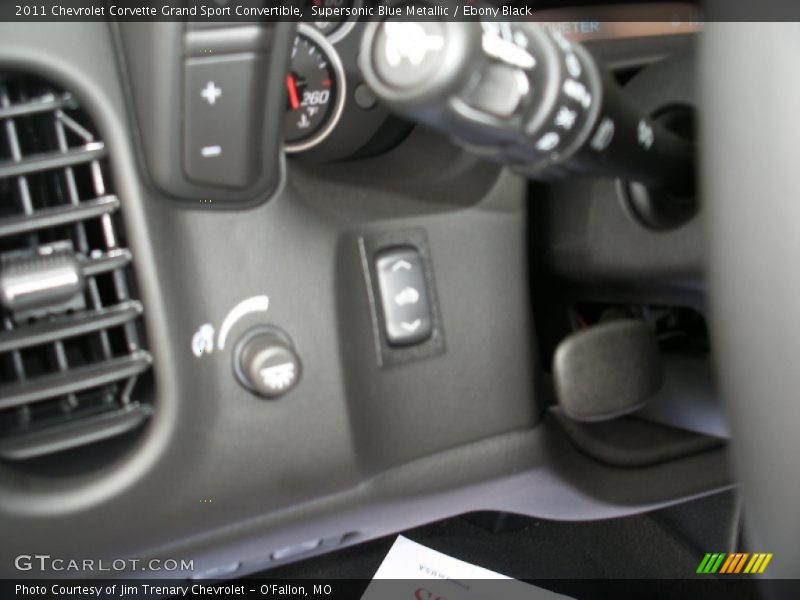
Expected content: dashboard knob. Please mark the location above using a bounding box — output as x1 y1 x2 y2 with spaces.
233 327 301 399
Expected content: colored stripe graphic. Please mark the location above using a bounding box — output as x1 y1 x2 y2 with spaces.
744 554 760 574
703 553 775 575
711 554 726 573
734 553 749 573
697 553 726 574
722 553 739 574
720 553 744 574
697 553 713 573
719 554 735 573
758 554 773 573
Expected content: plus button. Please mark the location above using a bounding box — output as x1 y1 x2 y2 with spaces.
200 81 222 106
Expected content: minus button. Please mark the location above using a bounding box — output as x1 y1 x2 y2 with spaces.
200 145 222 158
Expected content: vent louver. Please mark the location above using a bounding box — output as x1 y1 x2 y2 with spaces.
0 75 153 461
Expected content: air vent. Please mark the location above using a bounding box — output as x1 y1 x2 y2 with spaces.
0 75 153 461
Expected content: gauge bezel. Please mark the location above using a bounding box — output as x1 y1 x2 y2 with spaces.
285 25 347 154
321 0 364 44
325 18 357 45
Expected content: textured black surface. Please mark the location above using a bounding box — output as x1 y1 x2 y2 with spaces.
261 492 744 583
551 409 724 468
256 494 763 599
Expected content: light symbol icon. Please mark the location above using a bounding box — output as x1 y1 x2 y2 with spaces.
201 145 222 158
638 119 655 149
391 260 412 272
191 324 215 357
536 132 560 151
201 81 222 105
555 106 577 130
400 319 422 332
259 363 296 391
394 287 420 306
383 22 444 67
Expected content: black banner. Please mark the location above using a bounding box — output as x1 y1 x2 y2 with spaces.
0 0 709 24
4 578 800 600
0 0 800 24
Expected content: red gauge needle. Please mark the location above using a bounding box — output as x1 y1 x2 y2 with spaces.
286 74 301 110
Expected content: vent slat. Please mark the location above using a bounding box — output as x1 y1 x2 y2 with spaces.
0 351 152 411
82 248 132 276
0 301 143 353
0 93 76 120
0 142 106 178
0 403 153 460
0 195 119 239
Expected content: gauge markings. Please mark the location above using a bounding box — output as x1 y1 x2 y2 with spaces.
286 74 301 110
284 27 345 153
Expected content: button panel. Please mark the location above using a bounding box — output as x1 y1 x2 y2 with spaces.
184 54 264 188
375 247 433 346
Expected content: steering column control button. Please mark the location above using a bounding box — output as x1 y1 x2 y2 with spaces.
353 83 378 110
371 21 448 90
359 21 694 195
463 63 525 118
234 327 301 399
375 248 433 346
184 54 265 188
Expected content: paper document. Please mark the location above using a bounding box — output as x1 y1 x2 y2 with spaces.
361 535 573 600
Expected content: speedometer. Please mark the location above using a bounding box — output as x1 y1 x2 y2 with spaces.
284 26 346 154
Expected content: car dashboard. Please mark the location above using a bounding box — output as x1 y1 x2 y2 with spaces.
0 0 732 582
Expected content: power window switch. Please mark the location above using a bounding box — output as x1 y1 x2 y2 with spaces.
375 247 433 346
184 54 265 188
